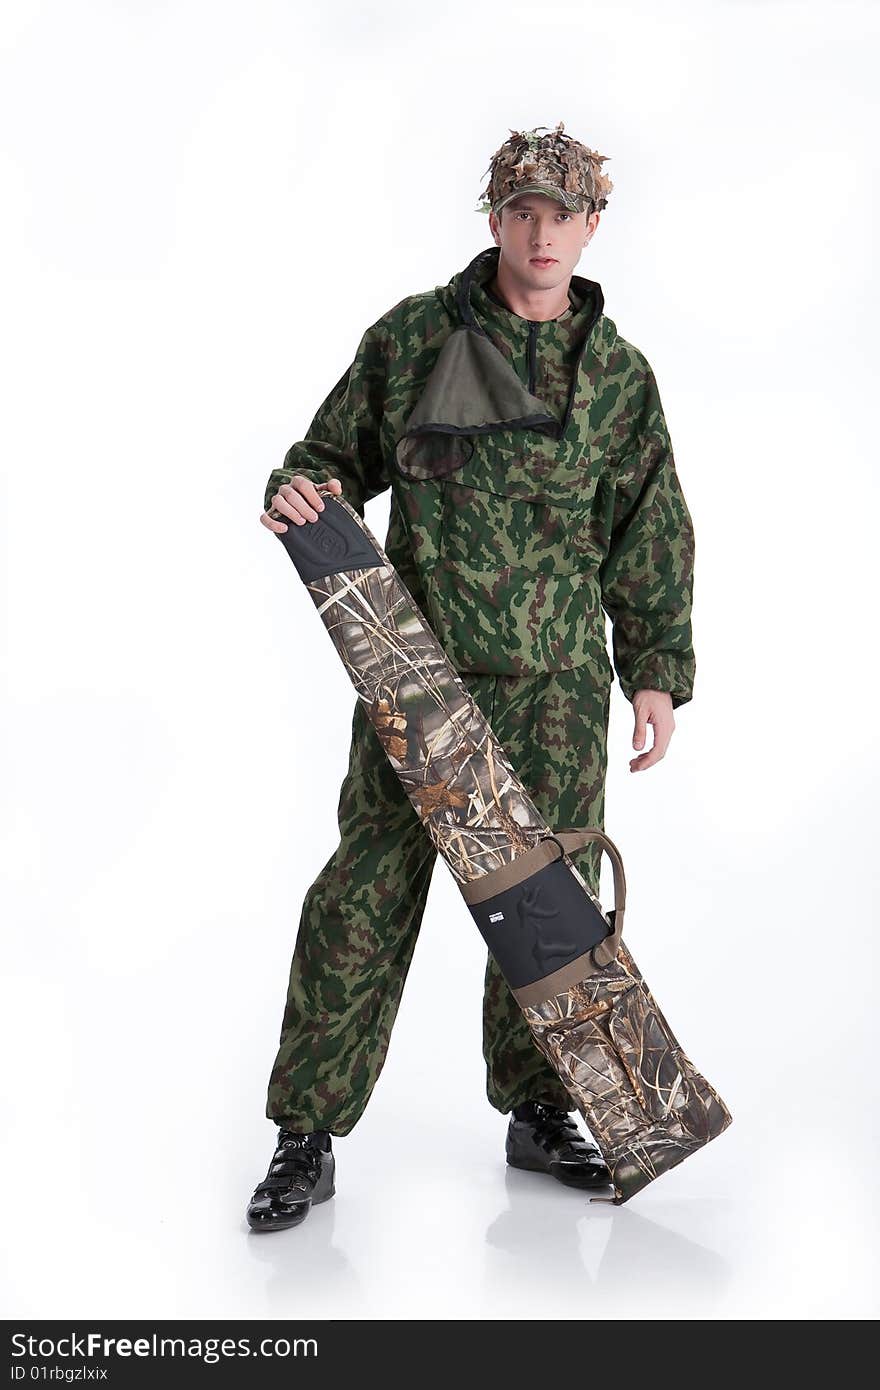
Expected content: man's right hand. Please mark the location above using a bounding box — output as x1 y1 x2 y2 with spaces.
260 476 343 533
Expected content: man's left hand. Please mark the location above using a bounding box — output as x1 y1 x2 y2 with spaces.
630 690 674 772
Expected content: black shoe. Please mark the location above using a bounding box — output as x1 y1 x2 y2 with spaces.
246 1127 336 1232
506 1101 611 1190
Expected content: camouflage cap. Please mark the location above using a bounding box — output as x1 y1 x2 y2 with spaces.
476 120 613 217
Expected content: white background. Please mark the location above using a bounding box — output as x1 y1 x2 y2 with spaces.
2 0 878 1321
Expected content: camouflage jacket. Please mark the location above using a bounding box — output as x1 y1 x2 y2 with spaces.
264 245 696 707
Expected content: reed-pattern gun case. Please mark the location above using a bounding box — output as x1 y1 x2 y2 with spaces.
270 493 731 1204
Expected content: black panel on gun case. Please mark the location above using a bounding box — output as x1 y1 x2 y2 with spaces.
466 860 611 989
276 497 384 582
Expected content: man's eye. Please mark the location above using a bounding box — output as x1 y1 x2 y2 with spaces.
513 210 570 221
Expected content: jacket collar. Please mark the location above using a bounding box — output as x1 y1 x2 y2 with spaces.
452 245 610 367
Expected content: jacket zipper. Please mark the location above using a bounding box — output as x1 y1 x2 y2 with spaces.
527 320 538 394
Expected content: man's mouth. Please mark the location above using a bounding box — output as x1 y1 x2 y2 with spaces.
530 257 557 266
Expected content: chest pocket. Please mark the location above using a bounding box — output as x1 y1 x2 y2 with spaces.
440 479 591 575
422 438 612 681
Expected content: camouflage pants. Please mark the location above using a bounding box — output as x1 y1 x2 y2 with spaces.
266 665 611 1136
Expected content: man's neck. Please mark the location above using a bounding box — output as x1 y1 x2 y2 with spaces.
488 261 573 321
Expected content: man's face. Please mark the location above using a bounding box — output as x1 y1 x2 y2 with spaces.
488 192 600 291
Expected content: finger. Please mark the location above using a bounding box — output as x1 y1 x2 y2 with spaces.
653 721 674 756
317 477 342 494
293 477 329 518
632 707 648 751
630 743 665 771
260 510 288 533
269 488 304 522
630 716 672 769
277 484 319 524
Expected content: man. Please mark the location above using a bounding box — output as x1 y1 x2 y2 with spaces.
247 122 696 1232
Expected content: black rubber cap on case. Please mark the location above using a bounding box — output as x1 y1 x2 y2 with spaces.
276 496 383 582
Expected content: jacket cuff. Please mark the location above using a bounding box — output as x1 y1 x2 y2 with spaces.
617 653 695 710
